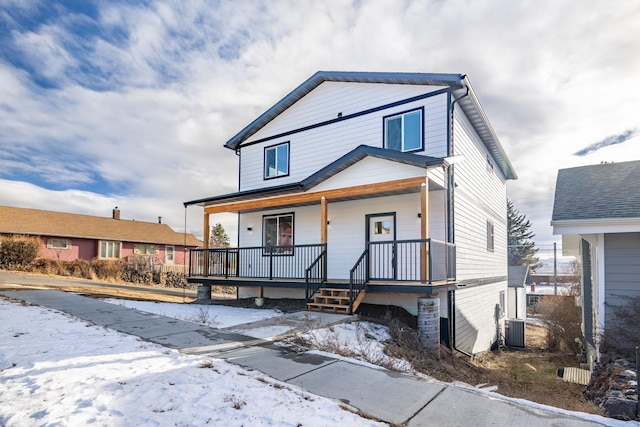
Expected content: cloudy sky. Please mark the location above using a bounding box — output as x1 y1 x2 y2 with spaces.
1 0 639 253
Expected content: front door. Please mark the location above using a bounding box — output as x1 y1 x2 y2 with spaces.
366 213 396 280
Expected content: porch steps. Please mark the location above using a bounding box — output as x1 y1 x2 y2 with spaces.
307 288 366 314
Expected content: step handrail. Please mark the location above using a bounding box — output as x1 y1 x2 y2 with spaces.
305 247 327 302
348 248 369 314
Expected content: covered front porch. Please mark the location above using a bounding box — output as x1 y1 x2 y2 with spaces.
187 238 455 313
184 144 459 313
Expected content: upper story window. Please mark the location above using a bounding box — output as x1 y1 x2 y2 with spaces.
99 240 121 259
264 142 289 179
383 108 423 152
487 220 495 252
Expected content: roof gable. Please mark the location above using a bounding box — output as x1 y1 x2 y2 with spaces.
552 160 640 222
185 145 444 207
0 206 202 246
224 71 516 180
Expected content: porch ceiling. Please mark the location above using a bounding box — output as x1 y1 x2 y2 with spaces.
204 176 440 214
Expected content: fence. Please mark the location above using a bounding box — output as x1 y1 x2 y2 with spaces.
189 244 327 281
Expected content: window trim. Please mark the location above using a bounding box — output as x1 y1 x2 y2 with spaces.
382 107 424 152
486 220 495 252
263 141 290 180
165 245 175 264
99 240 122 259
134 243 157 256
47 238 71 250
262 212 294 256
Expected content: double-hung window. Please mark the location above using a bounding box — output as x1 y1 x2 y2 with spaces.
264 142 289 179
263 213 294 254
165 245 175 264
384 108 423 152
99 240 121 259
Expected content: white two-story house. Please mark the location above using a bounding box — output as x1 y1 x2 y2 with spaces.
185 71 517 355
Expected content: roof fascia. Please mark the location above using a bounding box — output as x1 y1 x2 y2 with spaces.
551 217 640 235
186 146 444 207
224 71 465 151
454 77 517 180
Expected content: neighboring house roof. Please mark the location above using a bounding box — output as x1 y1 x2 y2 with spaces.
0 206 202 246
223 71 517 180
552 160 640 222
508 265 530 288
185 145 445 207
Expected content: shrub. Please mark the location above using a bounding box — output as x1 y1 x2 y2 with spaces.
0 235 40 271
535 295 583 352
90 259 125 281
67 259 92 278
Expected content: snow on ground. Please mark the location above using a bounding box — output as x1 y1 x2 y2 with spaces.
0 298 384 427
102 298 283 329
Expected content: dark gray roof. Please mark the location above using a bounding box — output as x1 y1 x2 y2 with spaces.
224 71 516 180
508 265 530 288
552 160 640 221
185 145 444 207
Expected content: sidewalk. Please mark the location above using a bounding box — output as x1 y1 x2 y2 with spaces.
0 289 611 426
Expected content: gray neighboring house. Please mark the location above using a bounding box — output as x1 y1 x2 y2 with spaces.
551 160 640 361
507 265 529 320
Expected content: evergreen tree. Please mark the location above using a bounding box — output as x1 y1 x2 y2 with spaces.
507 200 541 271
210 223 230 248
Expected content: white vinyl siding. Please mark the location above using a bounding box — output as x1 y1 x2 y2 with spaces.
451 108 507 281
454 281 507 354
249 82 447 141
239 88 448 192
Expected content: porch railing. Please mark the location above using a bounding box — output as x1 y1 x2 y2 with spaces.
366 238 455 283
189 244 327 281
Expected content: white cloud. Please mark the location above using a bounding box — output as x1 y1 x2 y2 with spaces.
1 0 639 249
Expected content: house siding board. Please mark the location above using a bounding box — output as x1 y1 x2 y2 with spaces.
247 82 449 142
604 233 640 325
455 281 506 354
451 109 508 281
310 157 427 192
239 91 448 192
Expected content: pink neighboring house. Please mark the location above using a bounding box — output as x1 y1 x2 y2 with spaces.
0 205 202 266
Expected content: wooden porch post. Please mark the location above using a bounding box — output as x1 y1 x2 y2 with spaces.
320 196 328 281
420 180 430 283
203 213 210 277
320 196 328 245
203 213 210 249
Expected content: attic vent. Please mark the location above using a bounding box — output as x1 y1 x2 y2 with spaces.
113 207 120 220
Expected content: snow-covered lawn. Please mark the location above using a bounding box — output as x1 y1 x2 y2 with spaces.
102 298 284 329
0 298 384 426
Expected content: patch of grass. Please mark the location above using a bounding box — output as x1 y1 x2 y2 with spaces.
223 393 246 410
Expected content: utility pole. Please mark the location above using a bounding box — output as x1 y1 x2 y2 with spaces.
553 242 558 295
